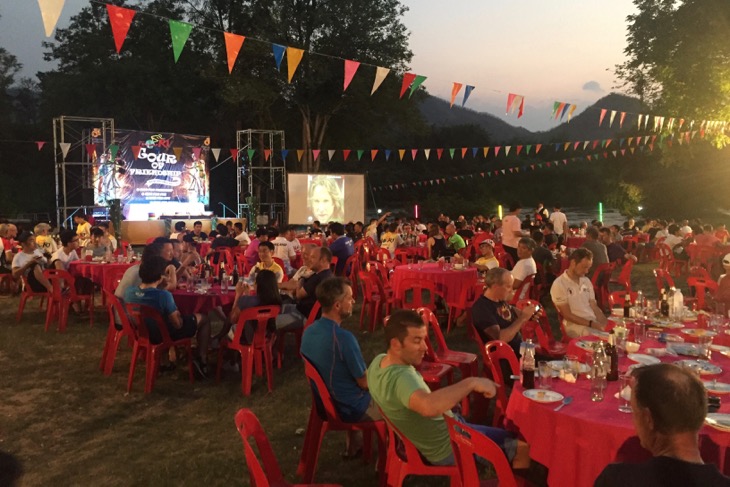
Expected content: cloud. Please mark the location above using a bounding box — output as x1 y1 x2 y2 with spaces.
582 81 604 92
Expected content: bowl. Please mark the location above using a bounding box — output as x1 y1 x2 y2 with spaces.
625 341 640 353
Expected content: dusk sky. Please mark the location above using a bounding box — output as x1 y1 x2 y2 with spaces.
0 0 636 131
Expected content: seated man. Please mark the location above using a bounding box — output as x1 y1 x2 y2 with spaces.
124 256 212 378
115 239 177 300
233 222 251 247
472 268 539 355
328 222 354 275
367 309 524 466
85 227 111 258
511 237 537 299
595 363 730 487
51 230 93 298
475 239 500 272
550 248 608 338
181 234 203 268
270 226 297 276
380 222 404 258
34 222 57 257
276 246 333 330
244 227 268 269
445 223 466 255
169 221 187 241
581 226 609 277
300 277 378 456
245 241 284 284
599 227 635 263
12 231 52 293
191 220 208 242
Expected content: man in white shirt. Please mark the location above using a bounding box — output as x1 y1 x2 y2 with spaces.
549 204 568 245
511 237 537 300
233 222 251 246
12 231 52 293
550 248 608 338
270 226 297 275
501 202 525 265
679 220 693 237
51 230 80 270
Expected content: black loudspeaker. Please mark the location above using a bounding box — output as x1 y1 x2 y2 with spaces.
266 188 277 204
80 188 95 206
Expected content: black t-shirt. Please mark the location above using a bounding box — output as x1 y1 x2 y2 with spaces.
457 229 474 240
471 295 520 354
532 246 555 273
594 456 730 487
297 269 332 317
211 236 239 249
544 233 558 247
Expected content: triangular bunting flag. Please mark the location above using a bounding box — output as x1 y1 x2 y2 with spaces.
371 67 390 95
343 60 360 91
172 147 183 160
408 75 427 98
398 149 406 161
563 142 570 151
399 73 417 99
85 143 96 158
371 149 378 161
599 108 607 126
231 148 239 161
560 103 570 120
296 149 304 162
59 142 70 159
505 146 511 156
583 141 590 150
131 145 141 159
264 149 271 161
436 148 443 160
619 112 626 128
223 32 245 74
328 149 336 161
552 102 562 119
573 141 580 151
526 145 532 155
312 149 320 161
450 83 463 108
192 147 201 160
535 144 541 154
472 147 478 158
246 149 255 161
342 149 351 161
281 149 289 161
495 146 501 156
272 44 286 71
483 147 489 157
109 144 119 160
411 149 418 160
518 97 525 118
462 85 474 107
211 148 220 161
567 104 577 121
356 150 364 161
638 114 643 130
609 110 617 127
106 5 136 54
38 0 64 37
424 149 431 160
384 149 391 161
286 47 304 82
169 20 193 63
461 147 468 158
448 148 456 159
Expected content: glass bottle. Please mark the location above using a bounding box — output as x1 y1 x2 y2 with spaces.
660 289 670 317
231 263 239 286
591 342 607 401
521 339 536 389
220 262 228 292
623 292 632 318
606 332 619 382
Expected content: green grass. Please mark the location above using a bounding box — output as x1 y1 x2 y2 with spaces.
0 262 665 486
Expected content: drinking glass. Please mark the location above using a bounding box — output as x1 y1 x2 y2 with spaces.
565 355 580 379
633 322 645 344
618 374 632 413
538 361 552 389
709 315 723 334
698 335 713 361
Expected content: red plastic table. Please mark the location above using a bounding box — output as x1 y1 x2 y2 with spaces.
172 284 237 315
565 237 587 249
390 263 477 303
68 261 135 292
506 327 730 487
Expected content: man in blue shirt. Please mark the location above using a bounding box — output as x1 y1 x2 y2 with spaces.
300 276 379 457
124 255 212 378
327 222 354 275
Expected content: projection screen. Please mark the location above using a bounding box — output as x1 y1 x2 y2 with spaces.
287 173 365 225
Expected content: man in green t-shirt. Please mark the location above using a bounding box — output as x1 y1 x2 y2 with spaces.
367 309 517 466
445 223 466 253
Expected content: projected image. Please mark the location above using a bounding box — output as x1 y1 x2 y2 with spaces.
307 175 344 223
288 173 364 224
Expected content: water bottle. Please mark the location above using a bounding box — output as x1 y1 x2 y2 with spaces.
636 290 644 316
668 287 677 319
673 288 684 320
591 342 607 401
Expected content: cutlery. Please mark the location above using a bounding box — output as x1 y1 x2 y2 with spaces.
554 396 573 411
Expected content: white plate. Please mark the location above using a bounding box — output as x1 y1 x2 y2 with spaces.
711 344 730 353
664 334 685 343
547 360 590 374
652 322 684 329
676 360 723 375
668 343 700 357
682 329 718 338
627 353 661 365
523 389 564 403
706 413 730 430
704 381 730 395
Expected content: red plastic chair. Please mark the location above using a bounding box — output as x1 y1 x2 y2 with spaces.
297 357 386 484
43 268 94 332
590 263 615 310
482 340 520 427
418 308 478 378
656 243 688 276
276 301 321 368
394 248 410 265
358 271 395 333
396 278 441 311
689 266 712 280
99 288 137 376
496 251 514 269
207 247 234 276
609 258 634 294
343 254 360 298
234 408 341 487
272 257 289 282
687 245 719 275
622 236 640 256
374 247 392 263
515 299 566 358
687 277 718 311
444 415 520 487
124 302 194 393
216 305 280 395
607 291 638 309
509 273 536 305
446 281 484 334
653 268 675 296
16 274 49 322
378 408 461 487
329 255 338 274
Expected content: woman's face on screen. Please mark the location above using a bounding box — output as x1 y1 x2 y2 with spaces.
310 185 335 222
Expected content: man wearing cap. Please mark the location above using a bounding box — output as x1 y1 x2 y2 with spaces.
502 203 525 266
12 231 52 293
475 239 500 271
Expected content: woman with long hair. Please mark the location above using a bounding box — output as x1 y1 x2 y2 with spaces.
228 269 282 344
307 176 345 223
427 223 448 260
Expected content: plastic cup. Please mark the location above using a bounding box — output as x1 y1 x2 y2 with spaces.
538 361 552 389
633 322 645 344
565 355 580 379
618 374 632 413
698 335 713 361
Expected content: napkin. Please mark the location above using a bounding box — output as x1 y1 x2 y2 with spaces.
614 386 632 400
559 369 577 383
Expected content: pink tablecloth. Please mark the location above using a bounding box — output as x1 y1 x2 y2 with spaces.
172 285 237 315
68 261 135 291
390 263 477 303
565 237 587 248
506 334 730 487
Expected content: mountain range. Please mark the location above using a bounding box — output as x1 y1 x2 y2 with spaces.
418 93 645 144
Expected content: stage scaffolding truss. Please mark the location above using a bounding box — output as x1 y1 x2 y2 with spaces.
236 129 286 227
53 116 115 227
